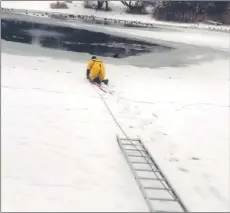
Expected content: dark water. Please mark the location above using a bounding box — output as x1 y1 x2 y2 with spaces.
1 18 171 58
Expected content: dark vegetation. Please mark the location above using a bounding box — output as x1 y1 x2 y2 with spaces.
153 1 230 24
83 1 230 24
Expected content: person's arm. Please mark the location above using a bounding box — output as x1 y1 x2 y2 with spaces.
86 60 93 78
99 62 105 81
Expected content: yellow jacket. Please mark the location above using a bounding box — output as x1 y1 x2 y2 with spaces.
87 59 105 81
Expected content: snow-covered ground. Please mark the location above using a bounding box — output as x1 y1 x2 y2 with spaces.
1 44 148 212
1 1 230 212
2 1 230 32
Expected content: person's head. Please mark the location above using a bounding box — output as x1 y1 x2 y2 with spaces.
113 53 118 58
91 56 97 60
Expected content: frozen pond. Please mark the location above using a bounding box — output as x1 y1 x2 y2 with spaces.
1 16 228 69
1 18 172 59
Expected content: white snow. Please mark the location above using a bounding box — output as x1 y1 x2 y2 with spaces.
100 26 230 51
1 43 148 212
1 2 230 212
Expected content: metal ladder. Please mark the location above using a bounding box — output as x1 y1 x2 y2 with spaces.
117 135 188 212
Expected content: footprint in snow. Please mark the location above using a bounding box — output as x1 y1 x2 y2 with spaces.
157 131 167 136
178 167 189 173
191 156 200 161
152 113 158 118
178 167 188 172
209 187 226 202
168 157 179 162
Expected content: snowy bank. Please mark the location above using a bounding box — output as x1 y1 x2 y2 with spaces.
2 1 230 32
2 37 229 211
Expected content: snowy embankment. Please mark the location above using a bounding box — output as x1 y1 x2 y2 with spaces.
2 2 230 212
1 41 148 212
1 1 230 32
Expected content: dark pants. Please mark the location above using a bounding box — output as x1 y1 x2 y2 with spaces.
86 70 90 79
87 70 101 83
92 77 101 84
91 77 109 86
87 70 108 85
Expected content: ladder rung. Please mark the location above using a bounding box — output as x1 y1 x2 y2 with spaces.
144 186 172 191
127 154 151 158
136 169 155 172
121 144 143 147
131 161 152 164
125 148 146 152
134 165 160 172
119 138 140 141
149 197 177 202
138 177 165 181
121 143 143 146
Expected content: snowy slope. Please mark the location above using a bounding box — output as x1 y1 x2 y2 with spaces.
1 42 148 212
2 0 230 32
2 2 230 212
2 43 229 212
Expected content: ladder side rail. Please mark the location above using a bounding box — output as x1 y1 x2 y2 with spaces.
117 135 155 212
138 137 188 212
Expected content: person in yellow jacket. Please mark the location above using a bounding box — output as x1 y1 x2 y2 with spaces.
86 56 109 85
